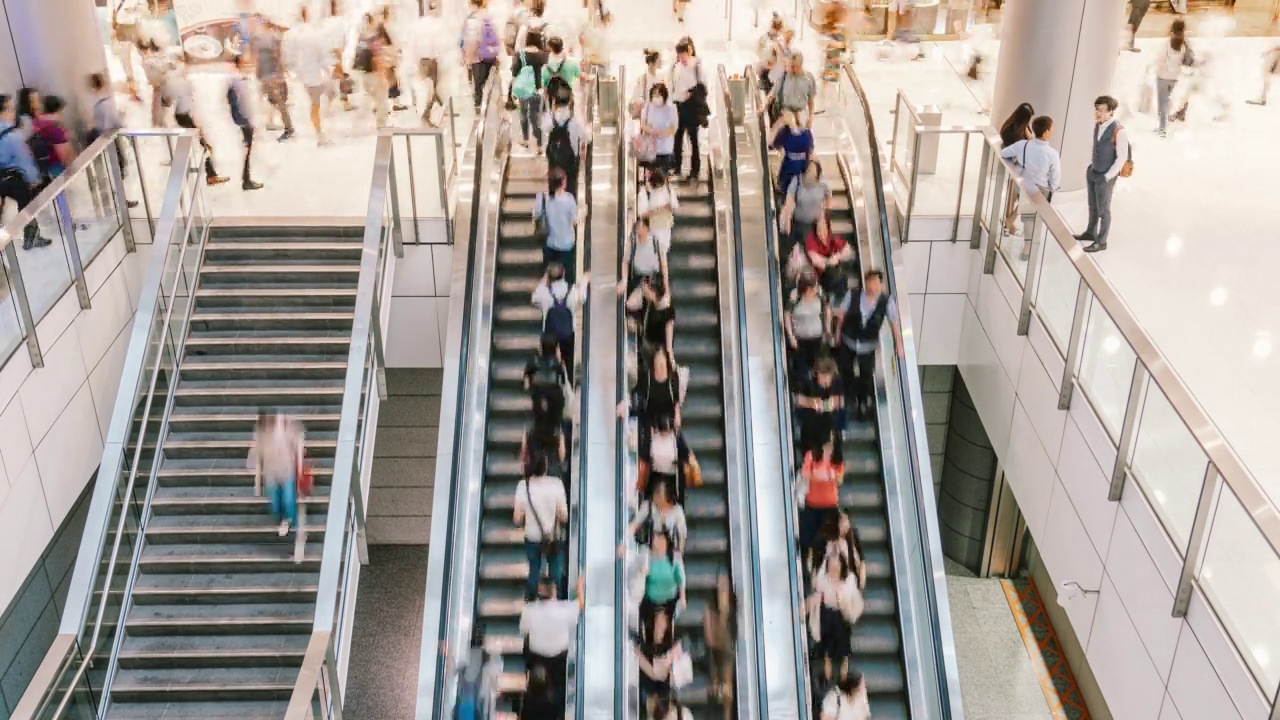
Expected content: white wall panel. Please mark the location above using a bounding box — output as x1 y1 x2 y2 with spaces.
1106 511 1182 680
1159 694 1184 720
958 301 1016 458
0 347 32 417
89 326 132 443
75 267 134 372
1004 401 1055 537
432 245 454 298
1057 419 1118 560
0 459 55 614
20 329 88 447
1167 625 1244 720
1027 313 1066 381
1016 341 1067 460
1041 480 1104 639
992 255 1024 315
35 385 103 528
907 294 926 354
0 396 33 484
83 235 128 299
900 241 931 294
975 274 1024 386
1087 575 1165 720
924 241 971 294
35 288 81 355
917 294 965 365
1185 591 1271 720
1069 392 1118 479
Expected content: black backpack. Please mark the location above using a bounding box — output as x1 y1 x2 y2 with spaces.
529 356 565 420
544 294 573 341
546 118 576 173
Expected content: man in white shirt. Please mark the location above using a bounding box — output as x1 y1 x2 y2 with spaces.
285 6 338 145
1075 96 1128 253
999 115 1060 227
520 575 585 710
514 454 569 599
532 262 587 376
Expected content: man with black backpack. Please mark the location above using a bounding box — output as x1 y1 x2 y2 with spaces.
525 333 570 427
0 95 51 250
532 262 586 384
541 97 589 199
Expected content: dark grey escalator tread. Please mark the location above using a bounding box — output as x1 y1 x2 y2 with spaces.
107 700 291 719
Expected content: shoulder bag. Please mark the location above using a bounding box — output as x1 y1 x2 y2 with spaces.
525 480 562 558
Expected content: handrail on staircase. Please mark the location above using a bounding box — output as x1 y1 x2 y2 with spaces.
11 132 204 720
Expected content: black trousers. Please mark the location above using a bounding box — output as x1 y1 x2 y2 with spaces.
238 125 255 185
0 174 40 242
673 101 701 178
470 60 494 109
175 112 219 180
839 346 877 410
1128 0 1151 30
525 646 569 709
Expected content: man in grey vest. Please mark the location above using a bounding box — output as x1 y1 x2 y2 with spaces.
1075 96 1128 254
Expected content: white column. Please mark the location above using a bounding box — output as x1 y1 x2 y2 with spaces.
991 0 1125 192
2 0 109 136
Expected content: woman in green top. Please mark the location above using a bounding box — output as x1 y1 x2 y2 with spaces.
640 529 686 626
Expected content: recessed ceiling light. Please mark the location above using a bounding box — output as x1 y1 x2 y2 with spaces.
1166 236 1182 256
1103 336 1121 354
1210 288 1227 306
1254 334 1273 359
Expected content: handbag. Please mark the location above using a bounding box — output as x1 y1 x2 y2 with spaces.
669 647 694 689
683 453 702 488
296 461 315 497
637 458 652 494
534 193 550 243
632 106 658 162
525 481 561 558
785 242 811 285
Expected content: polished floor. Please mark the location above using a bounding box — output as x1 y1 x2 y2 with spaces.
853 28 1280 497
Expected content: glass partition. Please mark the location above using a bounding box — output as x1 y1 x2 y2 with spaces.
1200 485 1280 697
1076 299 1135 440
1033 230 1079 352
1129 382 1206 548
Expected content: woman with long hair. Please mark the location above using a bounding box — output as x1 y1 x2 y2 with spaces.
998 102 1034 235
807 551 864 683
1155 19 1192 137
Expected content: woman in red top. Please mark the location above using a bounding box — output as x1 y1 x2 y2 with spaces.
804 214 854 276
797 429 844 551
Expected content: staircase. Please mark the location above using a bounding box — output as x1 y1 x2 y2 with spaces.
105 226 362 719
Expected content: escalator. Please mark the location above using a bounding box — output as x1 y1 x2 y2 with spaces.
735 66 962 720
664 170 732 717
471 155 565 712
107 225 358 719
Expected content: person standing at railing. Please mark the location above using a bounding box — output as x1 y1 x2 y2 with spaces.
1000 115 1060 206
1074 95 1129 254
835 270 903 420
0 95 52 250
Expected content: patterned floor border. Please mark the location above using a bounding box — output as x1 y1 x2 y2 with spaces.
1000 576 1093 720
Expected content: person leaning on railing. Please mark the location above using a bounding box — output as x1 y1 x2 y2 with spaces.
0 94 52 250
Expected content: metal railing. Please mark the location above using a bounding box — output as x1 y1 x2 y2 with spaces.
10 131 209 720
384 96 463 245
841 64 966 719
887 89 985 242
0 130 188 369
970 123 1280 714
414 70 507 720
741 67 815 720
283 127 406 717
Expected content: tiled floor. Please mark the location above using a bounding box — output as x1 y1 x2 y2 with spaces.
945 559 1055 720
344 545 432 720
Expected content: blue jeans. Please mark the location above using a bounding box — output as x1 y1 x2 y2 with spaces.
1156 78 1177 131
525 541 565 600
268 475 298 527
519 94 543 144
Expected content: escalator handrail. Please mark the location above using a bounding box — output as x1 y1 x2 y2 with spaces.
741 67 815 720
841 63 965 719
415 71 504 720
567 73 598 720
715 64 768 720
613 65 638 720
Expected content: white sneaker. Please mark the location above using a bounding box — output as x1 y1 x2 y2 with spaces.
278 520 290 537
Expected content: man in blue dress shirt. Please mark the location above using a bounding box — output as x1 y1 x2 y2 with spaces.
0 94 51 250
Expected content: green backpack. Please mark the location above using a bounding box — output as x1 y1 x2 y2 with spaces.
513 51 538 100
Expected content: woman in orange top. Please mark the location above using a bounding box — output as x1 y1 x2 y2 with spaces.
798 429 844 551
